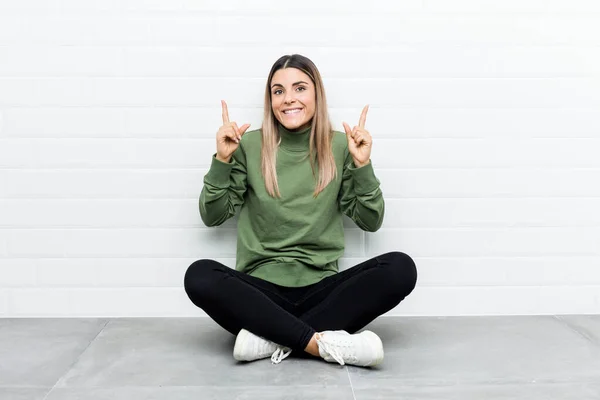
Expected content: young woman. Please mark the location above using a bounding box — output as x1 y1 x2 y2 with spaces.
184 54 417 367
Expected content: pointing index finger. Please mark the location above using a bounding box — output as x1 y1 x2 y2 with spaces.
221 100 230 124
359 105 369 128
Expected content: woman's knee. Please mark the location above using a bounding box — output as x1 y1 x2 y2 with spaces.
380 251 418 296
183 259 224 303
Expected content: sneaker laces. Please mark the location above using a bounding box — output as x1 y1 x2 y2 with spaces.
316 332 357 366
270 346 292 364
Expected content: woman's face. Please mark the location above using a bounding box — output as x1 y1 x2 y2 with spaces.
270 67 316 131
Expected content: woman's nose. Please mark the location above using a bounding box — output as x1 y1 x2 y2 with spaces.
284 93 295 104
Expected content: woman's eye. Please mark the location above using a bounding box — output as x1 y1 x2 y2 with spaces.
296 86 306 92
273 89 282 95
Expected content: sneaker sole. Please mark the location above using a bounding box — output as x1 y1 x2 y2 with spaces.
360 330 384 367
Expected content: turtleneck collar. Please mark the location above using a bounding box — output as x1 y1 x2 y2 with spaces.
278 124 311 152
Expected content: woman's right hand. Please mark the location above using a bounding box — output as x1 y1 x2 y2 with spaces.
216 100 251 163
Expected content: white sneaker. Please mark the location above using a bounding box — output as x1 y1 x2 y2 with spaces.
316 330 384 367
233 328 292 364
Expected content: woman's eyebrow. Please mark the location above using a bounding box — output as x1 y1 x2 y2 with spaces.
271 81 309 89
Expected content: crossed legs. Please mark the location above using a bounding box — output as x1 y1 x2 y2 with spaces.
183 252 417 355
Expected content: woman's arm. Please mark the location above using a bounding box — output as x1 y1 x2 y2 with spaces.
338 151 385 232
199 144 248 227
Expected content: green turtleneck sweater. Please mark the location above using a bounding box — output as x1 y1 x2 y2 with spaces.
199 124 384 287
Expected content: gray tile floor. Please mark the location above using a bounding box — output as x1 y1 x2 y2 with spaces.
1 316 599 399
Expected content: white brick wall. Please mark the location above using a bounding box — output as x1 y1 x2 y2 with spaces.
0 0 599 317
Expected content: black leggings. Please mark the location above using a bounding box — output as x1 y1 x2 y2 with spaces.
184 251 417 354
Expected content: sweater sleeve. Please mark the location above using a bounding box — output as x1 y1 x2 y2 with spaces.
338 151 385 232
199 145 248 227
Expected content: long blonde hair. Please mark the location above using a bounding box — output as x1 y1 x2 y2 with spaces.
261 54 336 198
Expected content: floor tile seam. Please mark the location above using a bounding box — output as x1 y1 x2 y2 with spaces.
41 318 111 400
348 376 600 388
554 315 596 344
28 380 600 392
0 384 54 388
42 384 357 390
346 366 357 400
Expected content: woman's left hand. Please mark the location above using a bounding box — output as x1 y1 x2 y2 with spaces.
343 105 372 168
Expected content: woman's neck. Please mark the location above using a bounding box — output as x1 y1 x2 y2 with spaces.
278 124 311 152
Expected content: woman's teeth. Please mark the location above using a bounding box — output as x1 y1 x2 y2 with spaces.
284 109 302 115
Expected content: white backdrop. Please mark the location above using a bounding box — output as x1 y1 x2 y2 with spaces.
0 0 599 316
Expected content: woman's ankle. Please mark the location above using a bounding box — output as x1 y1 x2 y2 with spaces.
304 332 321 357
